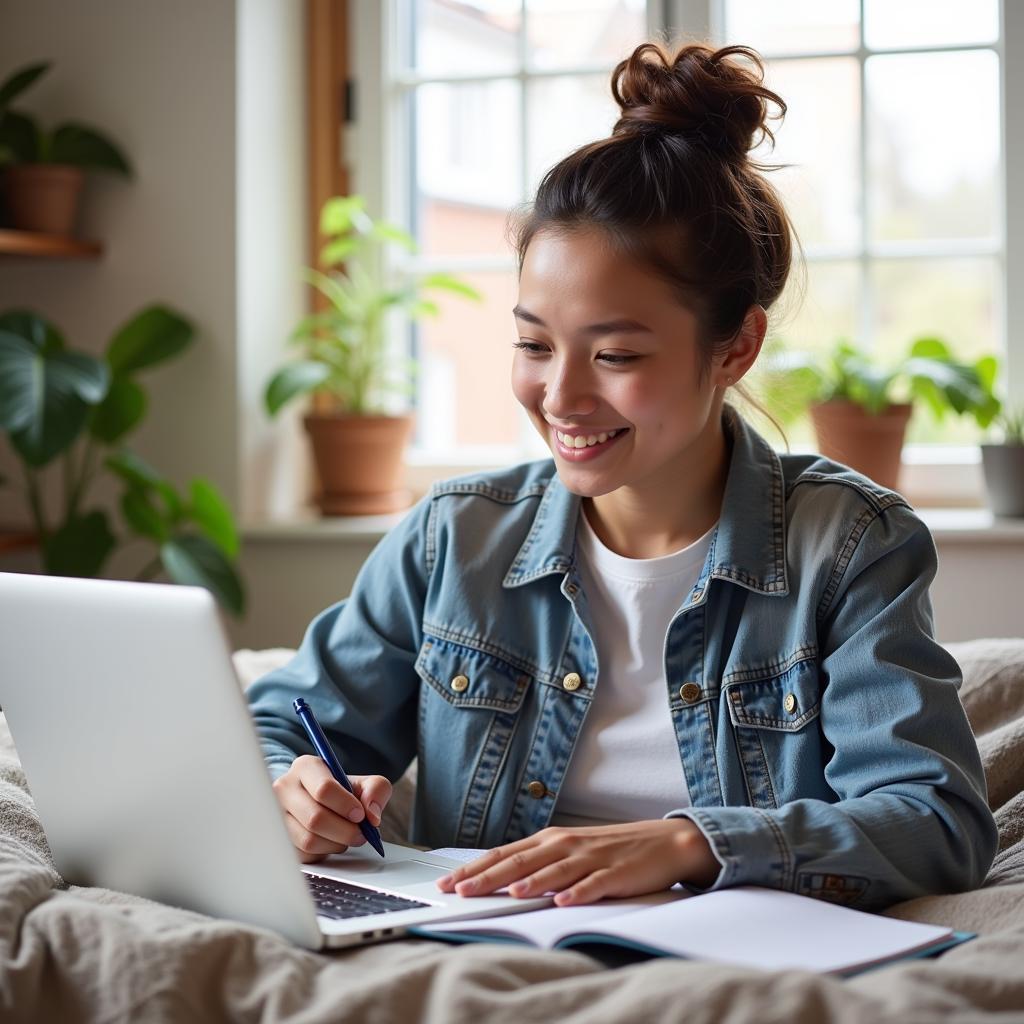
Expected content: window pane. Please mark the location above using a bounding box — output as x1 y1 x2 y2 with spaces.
864 0 998 50
526 75 619 196
724 0 859 55
872 258 1000 443
526 0 647 69
867 51 999 243
415 270 523 452
414 81 522 258
406 0 521 75
756 58 860 250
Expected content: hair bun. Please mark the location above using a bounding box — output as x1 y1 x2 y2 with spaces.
611 42 785 162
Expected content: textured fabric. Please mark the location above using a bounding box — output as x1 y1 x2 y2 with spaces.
245 408 996 908
0 639 1020 1023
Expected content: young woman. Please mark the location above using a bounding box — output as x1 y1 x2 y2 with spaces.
247 41 996 911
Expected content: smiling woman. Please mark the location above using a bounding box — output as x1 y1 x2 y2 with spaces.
246 40 996 916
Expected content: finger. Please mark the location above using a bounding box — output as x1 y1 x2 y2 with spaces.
436 841 534 892
283 811 352 863
352 775 393 827
454 846 561 897
554 867 619 907
297 759 366 823
507 856 591 899
287 780 367 847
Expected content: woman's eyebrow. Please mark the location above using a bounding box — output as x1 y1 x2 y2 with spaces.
511 305 652 336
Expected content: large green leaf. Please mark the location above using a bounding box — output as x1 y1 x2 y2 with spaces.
105 306 193 375
161 534 245 616
320 195 369 235
0 332 110 465
121 487 169 543
0 110 40 163
43 509 116 577
0 310 65 352
188 478 238 558
88 374 147 443
48 122 132 176
419 271 483 301
105 449 183 519
264 360 332 416
0 62 49 109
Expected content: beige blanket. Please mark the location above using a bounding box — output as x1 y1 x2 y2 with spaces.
1 639 1023 1023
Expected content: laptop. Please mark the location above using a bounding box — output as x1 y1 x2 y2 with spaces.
0 571 551 949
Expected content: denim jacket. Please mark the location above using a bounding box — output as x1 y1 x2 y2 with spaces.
247 409 997 910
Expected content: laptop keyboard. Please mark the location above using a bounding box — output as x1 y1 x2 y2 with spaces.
305 872 431 920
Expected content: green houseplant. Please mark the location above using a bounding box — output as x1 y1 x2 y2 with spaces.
764 337 999 489
0 61 132 235
0 307 245 614
265 194 480 515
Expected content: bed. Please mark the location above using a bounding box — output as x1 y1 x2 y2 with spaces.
1 638 1022 1023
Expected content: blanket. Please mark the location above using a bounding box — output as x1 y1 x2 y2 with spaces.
1 639 1023 1023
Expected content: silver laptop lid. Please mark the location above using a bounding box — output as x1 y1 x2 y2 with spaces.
0 572 323 948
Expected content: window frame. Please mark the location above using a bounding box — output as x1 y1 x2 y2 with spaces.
344 0 1020 505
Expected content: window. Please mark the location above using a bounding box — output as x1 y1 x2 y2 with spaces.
346 0 1017 487
719 0 1004 449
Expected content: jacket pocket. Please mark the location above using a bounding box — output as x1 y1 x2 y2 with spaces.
724 652 825 808
415 635 532 847
415 636 531 711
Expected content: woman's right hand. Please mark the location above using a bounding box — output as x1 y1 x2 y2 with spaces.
272 755 393 863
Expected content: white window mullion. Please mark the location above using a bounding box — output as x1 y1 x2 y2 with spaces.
1003 0 1024 405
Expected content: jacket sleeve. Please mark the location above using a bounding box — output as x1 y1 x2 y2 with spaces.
667 504 998 910
245 494 433 784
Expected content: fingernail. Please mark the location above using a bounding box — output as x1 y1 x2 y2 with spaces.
456 879 477 895
369 801 382 822
347 806 364 822
437 874 451 889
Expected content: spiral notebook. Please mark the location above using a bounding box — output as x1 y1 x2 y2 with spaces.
412 850 973 977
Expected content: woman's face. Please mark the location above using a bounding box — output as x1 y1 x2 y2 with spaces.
511 227 725 500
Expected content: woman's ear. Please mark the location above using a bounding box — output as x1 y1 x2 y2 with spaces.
717 305 767 389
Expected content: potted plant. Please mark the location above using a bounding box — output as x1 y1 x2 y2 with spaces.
0 306 245 614
764 337 999 490
980 404 1024 517
0 61 132 236
265 195 480 515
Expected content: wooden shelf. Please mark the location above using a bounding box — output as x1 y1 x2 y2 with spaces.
0 229 102 259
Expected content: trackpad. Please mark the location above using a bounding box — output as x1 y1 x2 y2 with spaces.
329 857 449 885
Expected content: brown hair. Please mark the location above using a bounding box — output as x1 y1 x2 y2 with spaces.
511 41 802 388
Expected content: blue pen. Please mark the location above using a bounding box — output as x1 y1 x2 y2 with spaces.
292 697 385 858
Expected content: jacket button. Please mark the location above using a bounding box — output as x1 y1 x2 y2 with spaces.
527 780 547 799
562 672 582 692
450 674 469 693
784 692 797 714
679 682 701 703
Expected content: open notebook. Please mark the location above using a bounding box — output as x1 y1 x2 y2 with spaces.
414 850 972 977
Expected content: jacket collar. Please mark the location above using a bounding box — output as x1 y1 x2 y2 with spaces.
502 406 788 596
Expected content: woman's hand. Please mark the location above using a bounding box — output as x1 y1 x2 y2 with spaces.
436 819 721 906
272 755 392 863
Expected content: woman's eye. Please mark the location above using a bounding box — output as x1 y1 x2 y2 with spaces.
598 353 639 365
513 340 549 355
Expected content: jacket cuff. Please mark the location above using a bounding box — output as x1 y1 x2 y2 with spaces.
665 806 791 893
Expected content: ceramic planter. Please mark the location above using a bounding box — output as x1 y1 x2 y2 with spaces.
980 444 1024 517
303 412 413 515
2 164 85 235
809 400 913 491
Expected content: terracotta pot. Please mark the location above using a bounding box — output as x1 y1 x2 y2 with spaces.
809 400 912 491
303 412 413 515
2 164 85 235
980 444 1024 517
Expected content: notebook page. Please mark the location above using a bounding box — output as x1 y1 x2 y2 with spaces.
587 886 953 973
420 893 683 948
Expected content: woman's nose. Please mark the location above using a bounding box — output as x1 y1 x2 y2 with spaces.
543 359 598 420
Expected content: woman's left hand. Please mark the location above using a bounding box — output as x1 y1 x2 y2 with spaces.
435 819 721 906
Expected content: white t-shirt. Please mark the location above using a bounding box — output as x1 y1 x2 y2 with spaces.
549 511 715 828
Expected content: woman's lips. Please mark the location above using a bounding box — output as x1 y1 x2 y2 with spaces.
552 427 628 461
